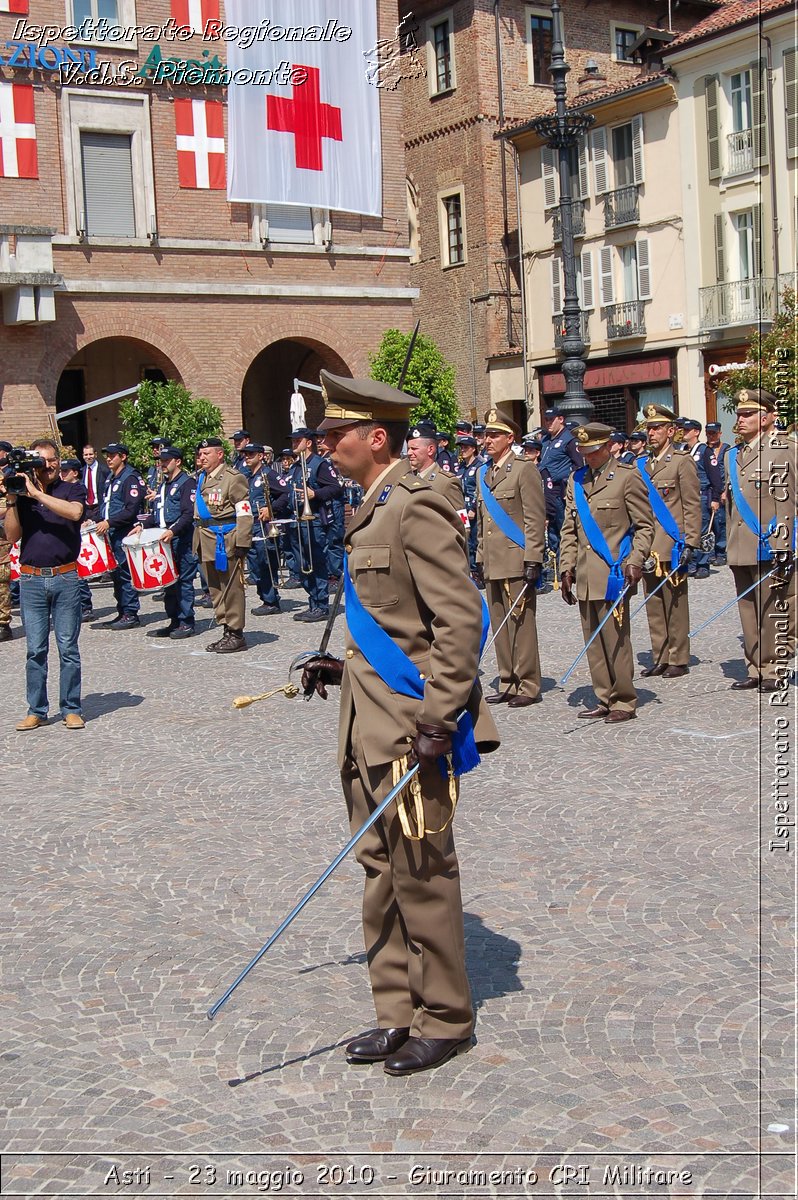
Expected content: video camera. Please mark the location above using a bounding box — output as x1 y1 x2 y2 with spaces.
3 447 46 495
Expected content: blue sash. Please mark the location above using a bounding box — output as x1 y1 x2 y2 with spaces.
572 467 632 602
726 447 777 561
195 471 235 571
478 462 544 590
343 556 489 778
636 459 685 571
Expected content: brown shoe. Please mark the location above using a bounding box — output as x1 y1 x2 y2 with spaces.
346 1027 410 1064
485 691 512 705
215 630 248 654
663 665 689 678
641 664 667 677
206 627 229 652
384 1035 472 1076
63 714 86 729
604 709 636 723
577 706 609 719
16 715 43 731
507 694 541 708
731 678 759 690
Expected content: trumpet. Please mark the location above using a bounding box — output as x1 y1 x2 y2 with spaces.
293 451 315 576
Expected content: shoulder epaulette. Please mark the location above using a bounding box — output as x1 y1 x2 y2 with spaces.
398 474 430 492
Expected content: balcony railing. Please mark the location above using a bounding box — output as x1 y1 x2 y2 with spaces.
553 312 590 351
699 277 776 330
603 185 639 229
553 201 585 242
725 128 753 176
606 300 646 339
778 271 796 308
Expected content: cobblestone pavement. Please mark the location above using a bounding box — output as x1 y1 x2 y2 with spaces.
1 567 794 1197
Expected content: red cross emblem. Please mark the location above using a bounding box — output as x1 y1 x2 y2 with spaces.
266 66 342 172
80 545 97 564
238 501 251 514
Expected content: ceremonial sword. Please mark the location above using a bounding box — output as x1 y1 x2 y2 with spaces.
688 568 779 639
557 585 631 689
208 580 529 1019
628 564 682 622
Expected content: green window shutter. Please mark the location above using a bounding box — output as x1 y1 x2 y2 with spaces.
705 75 721 180
714 213 725 283
751 58 768 166
785 49 797 159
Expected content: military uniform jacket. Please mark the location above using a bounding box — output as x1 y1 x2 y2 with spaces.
339 458 500 771
724 432 797 567
640 448 702 561
476 454 545 579
192 463 253 561
560 460 654 601
414 463 464 512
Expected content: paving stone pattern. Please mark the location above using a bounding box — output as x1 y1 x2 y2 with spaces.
1 569 794 1196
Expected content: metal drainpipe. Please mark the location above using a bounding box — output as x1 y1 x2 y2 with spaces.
762 35 780 281
512 143 530 429
494 0 513 348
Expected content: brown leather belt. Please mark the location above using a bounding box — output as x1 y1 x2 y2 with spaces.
19 562 78 577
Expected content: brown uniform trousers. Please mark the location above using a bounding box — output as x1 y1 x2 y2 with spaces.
640 449 702 668
192 464 252 633
477 454 546 700
339 460 500 1039
560 461 654 713
725 432 796 684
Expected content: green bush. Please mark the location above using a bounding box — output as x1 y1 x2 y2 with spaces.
722 288 796 427
369 329 459 439
118 381 226 472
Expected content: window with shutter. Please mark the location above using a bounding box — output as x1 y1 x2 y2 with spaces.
550 257 563 315
705 75 722 180
750 58 768 165
752 205 762 275
631 114 644 185
580 249 594 310
578 138 590 201
542 146 558 208
599 245 615 306
80 132 135 237
636 237 651 300
785 49 798 159
592 127 608 195
714 213 725 282
262 204 314 244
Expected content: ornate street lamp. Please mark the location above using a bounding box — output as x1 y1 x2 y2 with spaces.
531 0 595 423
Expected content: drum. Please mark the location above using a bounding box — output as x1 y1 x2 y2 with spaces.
121 528 177 592
9 541 20 581
77 524 116 578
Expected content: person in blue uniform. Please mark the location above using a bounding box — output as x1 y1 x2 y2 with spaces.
539 406 583 560
132 446 198 638
230 430 251 474
95 443 143 629
435 430 457 474
289 427 343 622
275 449 300 584
681 419 722 579
145 437 169 508
320 445 346 586
242 442 290 616
59 458 94 622
456 435 481 578
705 422 729 564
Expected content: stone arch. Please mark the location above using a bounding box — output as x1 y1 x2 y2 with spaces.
240 334 351 448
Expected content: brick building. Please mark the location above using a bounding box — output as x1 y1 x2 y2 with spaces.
0 0 414 450
399 0 720 426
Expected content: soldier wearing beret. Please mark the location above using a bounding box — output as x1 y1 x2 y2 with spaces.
406 421 466 515
724 388 796 692
476 408 546 707
559 423 654 722
301 369 499 1077
193 437 252 653
638 405 702 678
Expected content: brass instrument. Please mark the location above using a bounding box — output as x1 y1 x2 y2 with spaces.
293 451 315 575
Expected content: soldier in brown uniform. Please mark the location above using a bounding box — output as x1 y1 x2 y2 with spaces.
560 423 654 722
476 409 546 707
301 371 500 1077
638 404 702 677
193 437 253 653
724 388 796 693
405 420 466 513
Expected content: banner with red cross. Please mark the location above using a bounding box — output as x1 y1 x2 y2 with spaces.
0 82 37 179
170 0 219 34
175 99 225 189
226 0 381 217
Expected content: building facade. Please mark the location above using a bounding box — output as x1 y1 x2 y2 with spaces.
399 0 719 425
0 0 414 450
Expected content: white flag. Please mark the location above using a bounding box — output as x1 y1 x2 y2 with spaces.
226 0 382 217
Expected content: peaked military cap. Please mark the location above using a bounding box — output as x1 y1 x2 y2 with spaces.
197 436 224 449
318 369 416 430
483 407 521 439
408 420 437 440
734 387 778 413
643 403 676 426
574 422 613 450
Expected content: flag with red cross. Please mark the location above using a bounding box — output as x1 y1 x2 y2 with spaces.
226 0 381 218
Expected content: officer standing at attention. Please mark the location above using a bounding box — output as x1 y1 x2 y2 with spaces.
539 406 583 560
95 443 143 630
302 369 500 1076
559 423 654 723
680 419 722 579
724 388 796 693
193 436 253 653
476 408 546 708
135 447 198 639
637 405 702 678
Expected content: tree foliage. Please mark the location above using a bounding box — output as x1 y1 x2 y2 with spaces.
721 288 796 427
118 380 226 471
369 328 459 437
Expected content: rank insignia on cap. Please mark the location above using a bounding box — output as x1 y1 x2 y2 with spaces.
377 484 393 504
739 389 749 403
487 409 498 424
645 404 657 419
576 428 590 444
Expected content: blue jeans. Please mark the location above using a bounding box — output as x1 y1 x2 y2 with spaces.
109 530 140 616
248 538 280 605
163 537 198 626
20 569 82 718
694 491 713 569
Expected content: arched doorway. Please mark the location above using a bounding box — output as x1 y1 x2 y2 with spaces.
56 338 180 453
241 338 349 449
